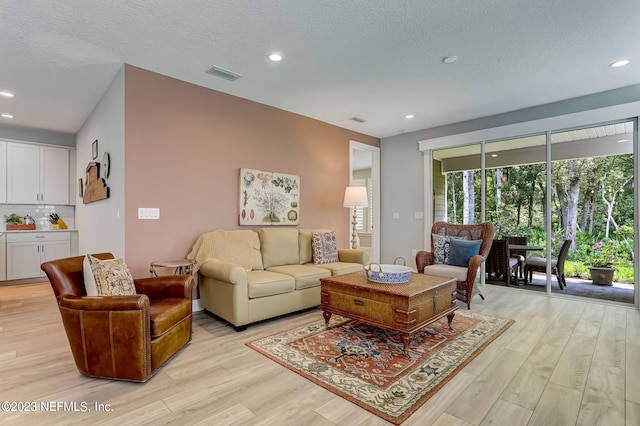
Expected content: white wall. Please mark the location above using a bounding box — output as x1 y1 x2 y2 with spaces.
380 83 640 265
380 134 426 264
74 67 125 257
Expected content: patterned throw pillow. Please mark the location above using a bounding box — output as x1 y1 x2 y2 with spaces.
432 233 451 264
312 231 339 264
89 255 136 296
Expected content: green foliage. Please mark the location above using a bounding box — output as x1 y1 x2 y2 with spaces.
4 214 22 225
589 241 615 267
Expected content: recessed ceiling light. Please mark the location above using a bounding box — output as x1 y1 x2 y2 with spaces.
0 91 14 98
442 55 458 64
405 114 414 119
2 113 14 118
609 59 630 68
269 53 283 62
617 139 629 143
491 154 498 158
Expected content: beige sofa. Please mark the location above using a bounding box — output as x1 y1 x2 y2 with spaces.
191 228 369 331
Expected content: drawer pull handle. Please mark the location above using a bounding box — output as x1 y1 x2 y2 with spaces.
433 290 437 312
353 299 364 306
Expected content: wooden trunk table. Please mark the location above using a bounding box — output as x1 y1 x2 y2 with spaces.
320 271 458 356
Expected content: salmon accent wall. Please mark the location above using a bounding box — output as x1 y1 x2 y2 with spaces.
123 65 379 277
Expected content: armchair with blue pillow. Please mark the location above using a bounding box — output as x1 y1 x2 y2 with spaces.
416 222 495 309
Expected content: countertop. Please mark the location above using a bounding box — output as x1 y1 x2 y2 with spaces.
1 229 78 234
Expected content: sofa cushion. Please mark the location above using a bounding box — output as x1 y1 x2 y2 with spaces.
299 229 331 264
448 238 482 267
149 298 192 338
307 262 363 276
312 231 339 264
423 264 468 282
246 270 295 298
267 264 330 290
259 228 300 268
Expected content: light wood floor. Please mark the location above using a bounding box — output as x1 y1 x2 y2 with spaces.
1 282 639 425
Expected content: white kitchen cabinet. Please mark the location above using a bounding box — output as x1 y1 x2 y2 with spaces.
6 143 70 205
0 234 6 281
0 141 6 203
6 232 71 279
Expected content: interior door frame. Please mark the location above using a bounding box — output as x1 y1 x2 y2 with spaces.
350 140 380 263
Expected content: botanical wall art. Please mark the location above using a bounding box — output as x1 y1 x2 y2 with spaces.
240 168 300 225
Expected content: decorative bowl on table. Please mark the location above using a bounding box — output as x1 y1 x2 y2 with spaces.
365 263 412 284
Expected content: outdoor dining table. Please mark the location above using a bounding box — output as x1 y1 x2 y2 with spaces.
508 244 543 252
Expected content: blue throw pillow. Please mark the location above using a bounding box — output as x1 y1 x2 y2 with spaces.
448 238 482 267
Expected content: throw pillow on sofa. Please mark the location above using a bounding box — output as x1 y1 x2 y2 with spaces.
312 231 339 264
86 255 137 296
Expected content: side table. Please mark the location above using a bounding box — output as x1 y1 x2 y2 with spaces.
150 259 196 277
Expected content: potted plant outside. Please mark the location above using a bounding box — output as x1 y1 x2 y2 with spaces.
589 242 616 286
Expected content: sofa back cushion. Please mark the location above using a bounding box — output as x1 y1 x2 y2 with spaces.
298 229 331 264
259 228 300 268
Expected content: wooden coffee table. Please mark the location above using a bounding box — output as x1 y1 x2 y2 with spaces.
320 271 458 356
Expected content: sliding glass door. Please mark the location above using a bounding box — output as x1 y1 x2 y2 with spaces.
430 119 637 305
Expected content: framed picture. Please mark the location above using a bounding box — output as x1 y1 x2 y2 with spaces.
239 168 300 226
92 139 98 159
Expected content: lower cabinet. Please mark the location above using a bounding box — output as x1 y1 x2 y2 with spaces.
6 232 71 280
0 234 6 281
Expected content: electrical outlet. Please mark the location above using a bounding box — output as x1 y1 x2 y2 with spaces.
411 249 417 256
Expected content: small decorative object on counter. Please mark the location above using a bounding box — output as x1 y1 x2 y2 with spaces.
48 213 68 229
4 213 36 230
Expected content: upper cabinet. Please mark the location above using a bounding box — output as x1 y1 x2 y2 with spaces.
6 142 70 205
0 141 6 203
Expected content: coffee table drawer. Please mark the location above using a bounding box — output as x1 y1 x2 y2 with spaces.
321 291 395 325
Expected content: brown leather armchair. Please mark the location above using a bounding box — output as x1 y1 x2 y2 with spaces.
41 253 195 382
416 222 495 309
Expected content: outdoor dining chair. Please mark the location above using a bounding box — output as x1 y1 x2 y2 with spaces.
524 239 572 289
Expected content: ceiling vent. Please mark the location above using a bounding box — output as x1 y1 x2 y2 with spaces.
350 116 368 123
206 66 242 81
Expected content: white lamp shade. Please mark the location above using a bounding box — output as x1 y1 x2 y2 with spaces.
343 186 369 208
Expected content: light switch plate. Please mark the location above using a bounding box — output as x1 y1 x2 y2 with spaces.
138 208 160 219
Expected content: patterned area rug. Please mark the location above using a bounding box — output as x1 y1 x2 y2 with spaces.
247 311 514 424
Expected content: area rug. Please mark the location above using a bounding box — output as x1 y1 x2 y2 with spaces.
247 311 514 424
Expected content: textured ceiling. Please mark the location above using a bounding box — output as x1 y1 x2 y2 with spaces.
1 1 639 138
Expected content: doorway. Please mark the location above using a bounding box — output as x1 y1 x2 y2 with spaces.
350 141 380 262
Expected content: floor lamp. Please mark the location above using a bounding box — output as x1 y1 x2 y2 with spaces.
343 186 369 249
